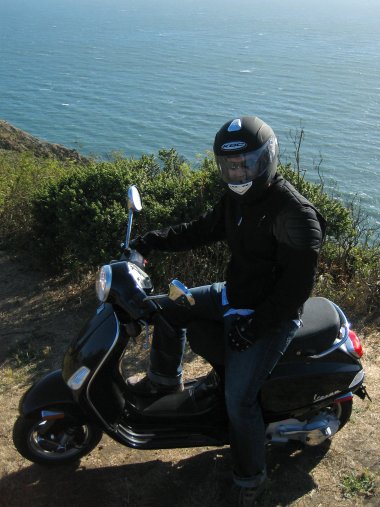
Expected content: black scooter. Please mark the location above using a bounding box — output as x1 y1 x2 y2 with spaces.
13 186 369 466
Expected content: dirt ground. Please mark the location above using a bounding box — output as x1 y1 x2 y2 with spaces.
0 249 379 507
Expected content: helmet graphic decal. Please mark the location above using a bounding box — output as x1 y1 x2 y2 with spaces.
227 119 242 132
221 141 247 151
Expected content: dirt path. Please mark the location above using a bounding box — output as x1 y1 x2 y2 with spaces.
0 250 379 506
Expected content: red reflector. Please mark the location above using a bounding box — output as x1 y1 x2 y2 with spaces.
334 394 353 404
348 329 363 357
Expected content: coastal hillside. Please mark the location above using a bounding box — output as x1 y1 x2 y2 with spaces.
0 119 88 163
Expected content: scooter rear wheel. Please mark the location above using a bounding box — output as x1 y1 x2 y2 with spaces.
329 399 353 431
13 413 103 466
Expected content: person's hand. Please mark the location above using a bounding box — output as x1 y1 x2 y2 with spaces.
228 316 256 352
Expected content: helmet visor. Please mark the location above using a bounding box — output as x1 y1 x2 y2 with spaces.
216 137 277 185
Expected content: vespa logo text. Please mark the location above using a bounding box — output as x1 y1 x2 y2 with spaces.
313 390 340 403
221 141 247 151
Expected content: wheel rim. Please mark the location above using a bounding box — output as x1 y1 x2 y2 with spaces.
28 419 92 460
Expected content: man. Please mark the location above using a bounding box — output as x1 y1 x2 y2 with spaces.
127 116 325 506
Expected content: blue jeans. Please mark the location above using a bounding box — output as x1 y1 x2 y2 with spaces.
148 282 299 487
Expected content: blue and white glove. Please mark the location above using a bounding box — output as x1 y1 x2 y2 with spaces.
222 287 256 352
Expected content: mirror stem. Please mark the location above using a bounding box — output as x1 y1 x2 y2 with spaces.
124 209 134 250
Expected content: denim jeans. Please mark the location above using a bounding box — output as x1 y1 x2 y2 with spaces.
147 282 299 487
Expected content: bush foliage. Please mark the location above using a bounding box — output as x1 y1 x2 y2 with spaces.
0 151 77 244
0 147 379 323
30 150 224 274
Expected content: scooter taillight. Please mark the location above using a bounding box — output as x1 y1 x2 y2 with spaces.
347 329 363 358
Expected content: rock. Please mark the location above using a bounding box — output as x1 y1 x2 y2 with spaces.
0 119 89 163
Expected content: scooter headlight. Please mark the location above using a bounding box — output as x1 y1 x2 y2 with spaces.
96 264 112 302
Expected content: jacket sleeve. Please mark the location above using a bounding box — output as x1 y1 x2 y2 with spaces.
130 199 226 256
252 204 324 329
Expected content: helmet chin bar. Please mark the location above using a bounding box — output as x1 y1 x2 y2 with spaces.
228 181 253 195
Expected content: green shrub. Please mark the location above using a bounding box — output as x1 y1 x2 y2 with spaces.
278 163 355 241
0 151 78 246
31 150 223 273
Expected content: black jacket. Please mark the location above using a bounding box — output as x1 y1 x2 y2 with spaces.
132 174 326 332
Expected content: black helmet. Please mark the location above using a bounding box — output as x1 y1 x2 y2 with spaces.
213 116 278 200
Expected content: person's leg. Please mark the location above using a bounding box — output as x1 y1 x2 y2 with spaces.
186 319 225 371
147 323 186 386
224 319 299 488
128 282 225 391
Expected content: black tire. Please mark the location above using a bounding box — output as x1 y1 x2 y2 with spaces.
334 399 353 430
13 412 103 466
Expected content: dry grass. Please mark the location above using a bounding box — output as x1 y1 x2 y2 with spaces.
0 250 379 507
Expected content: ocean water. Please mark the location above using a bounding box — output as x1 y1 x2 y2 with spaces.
1 0 379 225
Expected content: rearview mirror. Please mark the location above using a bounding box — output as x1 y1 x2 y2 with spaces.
127 185 142 212
124 185 142 250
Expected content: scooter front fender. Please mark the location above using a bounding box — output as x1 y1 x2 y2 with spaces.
19 369 77 417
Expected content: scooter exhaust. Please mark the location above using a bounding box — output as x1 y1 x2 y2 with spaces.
271 414 341 446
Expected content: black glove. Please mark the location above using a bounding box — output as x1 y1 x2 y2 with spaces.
228 315 256 352
129 238 140 251
129 237 151 258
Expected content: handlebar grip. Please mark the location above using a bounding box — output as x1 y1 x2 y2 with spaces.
151 312 177 339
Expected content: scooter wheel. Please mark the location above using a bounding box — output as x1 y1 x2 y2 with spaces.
13 413 103 466
334 399 353 431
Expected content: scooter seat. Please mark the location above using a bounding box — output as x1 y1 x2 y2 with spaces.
287 297 341 356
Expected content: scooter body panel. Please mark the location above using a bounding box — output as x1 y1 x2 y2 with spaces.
261 357 362 414
62 303 119 387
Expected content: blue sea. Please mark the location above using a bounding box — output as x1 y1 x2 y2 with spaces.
1 0 379 225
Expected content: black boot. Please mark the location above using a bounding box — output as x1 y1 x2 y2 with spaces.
126 375 184 396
